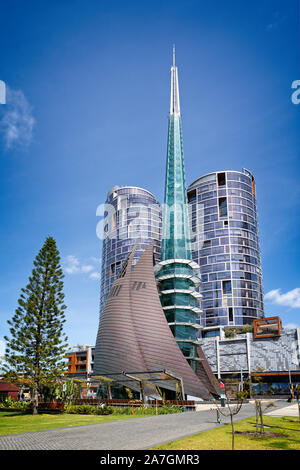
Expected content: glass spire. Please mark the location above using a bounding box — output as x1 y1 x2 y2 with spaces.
156 47 202 372
161 45 192 261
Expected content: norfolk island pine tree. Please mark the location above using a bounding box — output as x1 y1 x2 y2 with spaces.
2 236 69 414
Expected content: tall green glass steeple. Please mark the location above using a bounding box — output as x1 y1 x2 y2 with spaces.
155 47 202 372
161 46 191 261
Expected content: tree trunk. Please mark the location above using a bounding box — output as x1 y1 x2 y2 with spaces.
255 401 258 433
140 382 145 405
107 384 112 400
32 387 39 415
259 401 264 433
230 413 235 450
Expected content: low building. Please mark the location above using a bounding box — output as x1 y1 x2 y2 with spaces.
66 345 95 377
65 346 97 397
0 380 19 401
200 318 300 394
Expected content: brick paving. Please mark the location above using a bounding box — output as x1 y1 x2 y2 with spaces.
0 400 292 450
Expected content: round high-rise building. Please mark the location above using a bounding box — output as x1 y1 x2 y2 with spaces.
187 169 264 335
99 186 162 315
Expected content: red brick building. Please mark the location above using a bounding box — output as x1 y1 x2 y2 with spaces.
0 380 19 401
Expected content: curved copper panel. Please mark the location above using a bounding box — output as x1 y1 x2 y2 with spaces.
94 242 213 399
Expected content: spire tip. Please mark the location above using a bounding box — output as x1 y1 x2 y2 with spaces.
170 44 180 115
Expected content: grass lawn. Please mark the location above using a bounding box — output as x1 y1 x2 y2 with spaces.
151 416 300 451
0 411 146 436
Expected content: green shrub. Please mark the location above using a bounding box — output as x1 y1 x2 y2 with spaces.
64 404 114 415
157 405 182 414
94 406 114 415
0 397 31 410
110 405 182 415
224 328 236 338
63 403 182 416
224 325 254 338
64 404 95 414
109 406 132 415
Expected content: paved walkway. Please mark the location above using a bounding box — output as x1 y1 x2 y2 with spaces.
0 400 293 450
266 403 299 417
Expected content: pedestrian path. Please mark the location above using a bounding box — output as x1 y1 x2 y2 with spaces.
0 403 258 450
266 403 299 417
0 401 294 450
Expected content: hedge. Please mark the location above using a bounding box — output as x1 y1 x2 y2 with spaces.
64 404 182 415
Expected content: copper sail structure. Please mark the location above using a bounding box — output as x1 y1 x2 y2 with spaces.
94 242 214 399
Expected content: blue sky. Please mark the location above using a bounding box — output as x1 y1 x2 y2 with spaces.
0 0 299 351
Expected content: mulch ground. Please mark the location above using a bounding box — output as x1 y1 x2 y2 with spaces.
235 431 289 438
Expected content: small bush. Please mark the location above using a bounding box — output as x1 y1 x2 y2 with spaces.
94 406 114 415
64 404 113 415
224 325 253 338
158 405 182 414
110 405 182 415
64 404 95 414
63 403 182 416
0 397 31 410
109 406 133 415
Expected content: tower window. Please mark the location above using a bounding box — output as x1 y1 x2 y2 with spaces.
217 172 226 186
222 280 232 294
110 261 121 275
219 197 228 218
187 189 196 203
229 307 233 322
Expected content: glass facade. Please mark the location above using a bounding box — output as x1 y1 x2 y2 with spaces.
187 170 264 330
155 54 202 372
161 114 192 261
99 186 162 315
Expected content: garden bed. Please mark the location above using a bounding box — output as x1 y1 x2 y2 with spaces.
235 431 289 438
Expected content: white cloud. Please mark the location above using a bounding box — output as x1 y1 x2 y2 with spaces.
64 255 81 274
264 288 300 309
89 257 100 264
89 272 101 280
284 323 299 330
0 87 35 149
81 265 94 273
63 255 100 281
0 339 6 357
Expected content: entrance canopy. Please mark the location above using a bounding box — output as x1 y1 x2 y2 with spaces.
90 369 185 400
